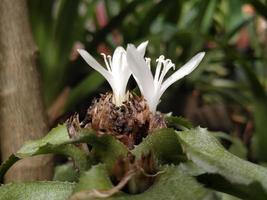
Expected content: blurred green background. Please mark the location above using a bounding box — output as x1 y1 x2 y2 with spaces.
27 0 267 163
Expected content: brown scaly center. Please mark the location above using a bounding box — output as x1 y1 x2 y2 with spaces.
77 92 166 149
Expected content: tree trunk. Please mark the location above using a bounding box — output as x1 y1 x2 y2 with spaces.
0 0 53 182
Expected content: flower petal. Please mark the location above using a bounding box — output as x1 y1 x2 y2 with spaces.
111 47 126 72
160 52 205 96
137 41 148 57
126 44 154 102
111 46 131 104
77 49 112 82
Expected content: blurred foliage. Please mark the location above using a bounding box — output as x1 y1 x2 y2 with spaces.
27 0 267 162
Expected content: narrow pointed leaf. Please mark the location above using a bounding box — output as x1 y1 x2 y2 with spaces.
177 127 267 199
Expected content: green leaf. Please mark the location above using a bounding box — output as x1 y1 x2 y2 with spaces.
73 164 112 193
134 0 169 38
16 126 93 160
225 0 244 32
3 125 127 176
199 0 218 34
52 144 90 171
0 181 75 200
177 127 267 199
18 143 89 172
197 174 267 200
132 128 184 165
0 124 77 180
53 163 79 182
238 61 267 161
165 115 193 130
53 0 80 58
90 134 128 170
213 131 247 159
16 125 71 157
72 164 209 200
14 125 90 171
27 0 54 52
225 16 255 41
214 192 242 200
252 97 267 161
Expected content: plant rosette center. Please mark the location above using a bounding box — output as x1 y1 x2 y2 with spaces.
68 92 166 149
66 92 167 195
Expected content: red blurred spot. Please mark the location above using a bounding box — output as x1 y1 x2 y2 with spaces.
96 1 108 28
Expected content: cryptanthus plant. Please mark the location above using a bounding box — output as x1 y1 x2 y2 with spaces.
76 41 204 148
1 42 267 200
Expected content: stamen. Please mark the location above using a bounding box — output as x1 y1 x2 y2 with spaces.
155 55 165 62
157 58 175 86
154 56 175 90
154 55 165 85
107 55 112 72
145 58 151 70
165 59 175 70
101 53 112 72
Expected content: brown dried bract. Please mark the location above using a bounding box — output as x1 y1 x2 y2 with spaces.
66 113 81 139
83 92 166 149
66 113 89 156
67 92 166 149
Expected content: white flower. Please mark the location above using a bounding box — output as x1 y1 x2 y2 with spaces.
77 41 148 106
126 44 205 113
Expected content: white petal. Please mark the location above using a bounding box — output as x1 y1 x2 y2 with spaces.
112 47 130 85
111 47 131 104
77 49 112 82
137 41 148 57
160 52 205 95
111 46 126 72
126 44 154 102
